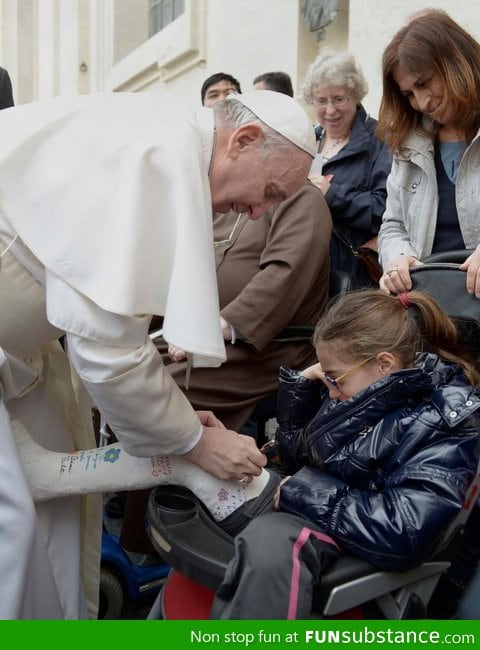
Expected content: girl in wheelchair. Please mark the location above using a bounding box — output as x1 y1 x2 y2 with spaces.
14 289 480 619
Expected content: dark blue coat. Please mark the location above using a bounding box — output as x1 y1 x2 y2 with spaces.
316 105 391 285
276 354 480 571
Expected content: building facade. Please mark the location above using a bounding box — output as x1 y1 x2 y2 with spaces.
1 0 479 117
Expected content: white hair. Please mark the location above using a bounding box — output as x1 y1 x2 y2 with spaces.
214 97 297 160
302 47 368 104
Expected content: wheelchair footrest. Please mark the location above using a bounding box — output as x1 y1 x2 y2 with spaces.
146 485 235 591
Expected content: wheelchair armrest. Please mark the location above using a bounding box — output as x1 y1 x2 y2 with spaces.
317 556 450 617
146 485 235 591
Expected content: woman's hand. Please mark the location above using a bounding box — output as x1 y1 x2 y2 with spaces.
379 255 422 294
308 173 334 195
460 245 480 298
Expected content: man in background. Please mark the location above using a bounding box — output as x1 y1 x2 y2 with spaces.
253 71 294 97
201 71 241 106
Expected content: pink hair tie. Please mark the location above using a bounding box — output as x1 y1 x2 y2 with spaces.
397 292 412 309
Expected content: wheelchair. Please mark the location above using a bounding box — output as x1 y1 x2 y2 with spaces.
145 452 480 620
145 251 480 620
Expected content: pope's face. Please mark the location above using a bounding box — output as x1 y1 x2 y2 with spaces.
210 126 311 219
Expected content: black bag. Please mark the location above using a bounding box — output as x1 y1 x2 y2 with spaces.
333 227 383 283
409 263 480 324
355 241 383 283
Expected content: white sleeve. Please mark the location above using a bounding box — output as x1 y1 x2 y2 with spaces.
45 270 202 457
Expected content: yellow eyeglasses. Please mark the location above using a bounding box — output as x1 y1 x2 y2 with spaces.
322 357 375 390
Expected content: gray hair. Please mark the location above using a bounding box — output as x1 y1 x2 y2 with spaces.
213 97 296 160
302 47 368 104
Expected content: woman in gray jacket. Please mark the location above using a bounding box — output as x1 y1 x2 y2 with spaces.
377 10 480 299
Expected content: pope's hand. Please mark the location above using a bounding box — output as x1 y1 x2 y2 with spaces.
196 410 226 429
183 426 267 480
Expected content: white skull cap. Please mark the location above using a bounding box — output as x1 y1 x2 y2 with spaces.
229 90 316 157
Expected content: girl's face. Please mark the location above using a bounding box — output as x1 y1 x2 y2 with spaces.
393 65 456 128
316 345 401 401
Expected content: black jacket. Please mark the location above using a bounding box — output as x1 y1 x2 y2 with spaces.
315 105 391 286
276 354 480 571
316 104 391 247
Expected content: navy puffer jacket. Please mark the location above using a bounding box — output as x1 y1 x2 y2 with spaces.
276 354 480 571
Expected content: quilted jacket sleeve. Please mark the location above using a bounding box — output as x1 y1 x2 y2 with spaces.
275 366 328 475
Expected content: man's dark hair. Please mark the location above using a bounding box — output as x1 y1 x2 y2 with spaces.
201 72 242 104
253 71 294 97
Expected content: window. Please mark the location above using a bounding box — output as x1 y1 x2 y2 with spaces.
149 0 185 37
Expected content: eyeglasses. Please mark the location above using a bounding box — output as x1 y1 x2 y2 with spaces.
311 96 352 109
321 357 375 390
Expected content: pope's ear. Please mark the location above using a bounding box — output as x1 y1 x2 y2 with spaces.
227 124 263 157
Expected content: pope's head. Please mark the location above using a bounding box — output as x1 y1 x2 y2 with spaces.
209 90 315 220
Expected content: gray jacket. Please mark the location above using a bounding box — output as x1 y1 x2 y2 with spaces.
378 124 480 269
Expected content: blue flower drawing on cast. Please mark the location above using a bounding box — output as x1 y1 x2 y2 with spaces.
103 447 121 463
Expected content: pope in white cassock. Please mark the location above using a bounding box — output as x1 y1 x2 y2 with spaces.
0 88 315 619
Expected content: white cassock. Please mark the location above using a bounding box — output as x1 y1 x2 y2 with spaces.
0 89 225 618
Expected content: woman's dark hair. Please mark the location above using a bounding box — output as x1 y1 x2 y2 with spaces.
313 289 480 385
376 11 480 152
253 71 294 97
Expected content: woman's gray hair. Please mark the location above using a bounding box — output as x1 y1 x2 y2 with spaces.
213 97 296 160
302 47 368 104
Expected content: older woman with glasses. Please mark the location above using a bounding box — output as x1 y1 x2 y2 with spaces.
302 48 391 287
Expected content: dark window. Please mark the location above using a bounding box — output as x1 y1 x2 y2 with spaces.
149 0 185 37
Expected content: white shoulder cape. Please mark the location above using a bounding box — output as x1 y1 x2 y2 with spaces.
0 91 225 367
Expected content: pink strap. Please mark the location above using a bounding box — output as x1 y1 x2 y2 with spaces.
287 527 339 619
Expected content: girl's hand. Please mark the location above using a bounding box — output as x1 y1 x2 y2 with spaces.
300 362 324 381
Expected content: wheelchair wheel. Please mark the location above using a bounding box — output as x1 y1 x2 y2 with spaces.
98 567 124 619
